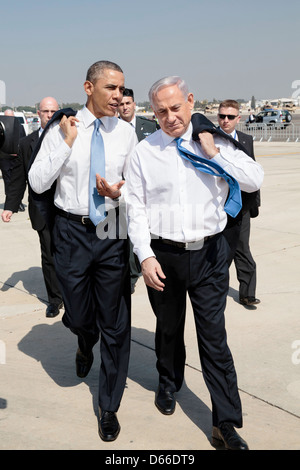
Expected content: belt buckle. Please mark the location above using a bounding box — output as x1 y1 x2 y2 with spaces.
184 242 188 249
81 216 89 225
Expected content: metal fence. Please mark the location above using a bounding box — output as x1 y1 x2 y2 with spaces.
237 123 300 142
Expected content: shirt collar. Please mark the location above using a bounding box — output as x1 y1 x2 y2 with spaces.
218 125 237 140
161 122 193 148
80 105 112 130
130 116 136 128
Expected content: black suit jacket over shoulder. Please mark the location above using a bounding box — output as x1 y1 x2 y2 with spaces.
236 130 260 215
191 113 260 217
28 108 77 230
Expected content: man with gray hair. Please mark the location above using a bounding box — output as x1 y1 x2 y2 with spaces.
126 76 264 450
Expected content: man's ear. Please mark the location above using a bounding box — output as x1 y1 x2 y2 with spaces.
84 80 94 97
187 93 194 110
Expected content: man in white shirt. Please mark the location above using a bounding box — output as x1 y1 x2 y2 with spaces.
126 76 264 450
29 61 137 442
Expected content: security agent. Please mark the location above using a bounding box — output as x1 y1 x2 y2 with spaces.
1 97 63 318
118 88 159 142
217 99 261 306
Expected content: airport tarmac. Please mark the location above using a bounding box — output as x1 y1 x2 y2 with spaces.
0 141 299 451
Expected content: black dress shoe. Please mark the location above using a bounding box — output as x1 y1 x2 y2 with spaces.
240 296 260 306
212 423 249 450
45 302 63 318
75 348 94 378
155 389 176 415
98 411 120 441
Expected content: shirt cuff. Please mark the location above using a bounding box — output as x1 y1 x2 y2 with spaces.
135 245 156 265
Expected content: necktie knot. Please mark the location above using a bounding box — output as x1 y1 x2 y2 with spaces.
94 118 101 132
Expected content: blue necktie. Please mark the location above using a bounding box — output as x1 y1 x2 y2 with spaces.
175 138 242 218
89 119 107 225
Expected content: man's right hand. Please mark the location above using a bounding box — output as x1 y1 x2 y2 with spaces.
59 115 79 148
141 257 166 291
1 210 13 222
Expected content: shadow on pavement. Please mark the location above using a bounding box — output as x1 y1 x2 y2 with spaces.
17 321 212 443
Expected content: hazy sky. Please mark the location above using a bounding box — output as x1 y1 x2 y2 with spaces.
1 0 300 107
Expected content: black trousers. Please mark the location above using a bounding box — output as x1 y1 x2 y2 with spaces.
37 225 62 305
148 233 242 428
52 214 131 412
0 156 18 195
223 211 257 298
233 212 257 299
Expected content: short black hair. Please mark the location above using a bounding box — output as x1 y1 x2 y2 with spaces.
123 88 134 101
86 60 123 84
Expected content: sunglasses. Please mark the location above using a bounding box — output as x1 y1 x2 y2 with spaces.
218 114 239 120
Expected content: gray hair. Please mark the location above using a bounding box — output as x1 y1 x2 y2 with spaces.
148 76 189 107
86 60 123 84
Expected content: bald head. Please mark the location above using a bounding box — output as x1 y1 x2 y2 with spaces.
38 97 59 128
4 109 14 116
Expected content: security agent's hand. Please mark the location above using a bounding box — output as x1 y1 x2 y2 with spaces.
96 174 125 200
1 210 13 222
198 131 219 159
141 257 166 291
59 115 79 148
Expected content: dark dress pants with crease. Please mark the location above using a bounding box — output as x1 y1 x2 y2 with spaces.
52 213 131 412
37 225 63 305
233 211 257 299
147 233 242 428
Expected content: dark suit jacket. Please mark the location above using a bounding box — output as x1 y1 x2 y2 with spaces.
4 129 46 231
135 116 159 142
236 130 260 216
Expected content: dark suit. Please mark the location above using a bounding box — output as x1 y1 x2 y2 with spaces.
0 121 25 196
4 130 62 305
135 115 159 142
223 130 260 300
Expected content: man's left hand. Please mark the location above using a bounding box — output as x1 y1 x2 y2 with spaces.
96 175 125 200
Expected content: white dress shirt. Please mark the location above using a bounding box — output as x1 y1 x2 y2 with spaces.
29 106 137 215
125 123 264 263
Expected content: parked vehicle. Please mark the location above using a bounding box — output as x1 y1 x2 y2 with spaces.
246 109 292 128
30 116 41 131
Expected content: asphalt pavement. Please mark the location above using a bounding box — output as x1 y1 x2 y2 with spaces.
0 141 299 451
